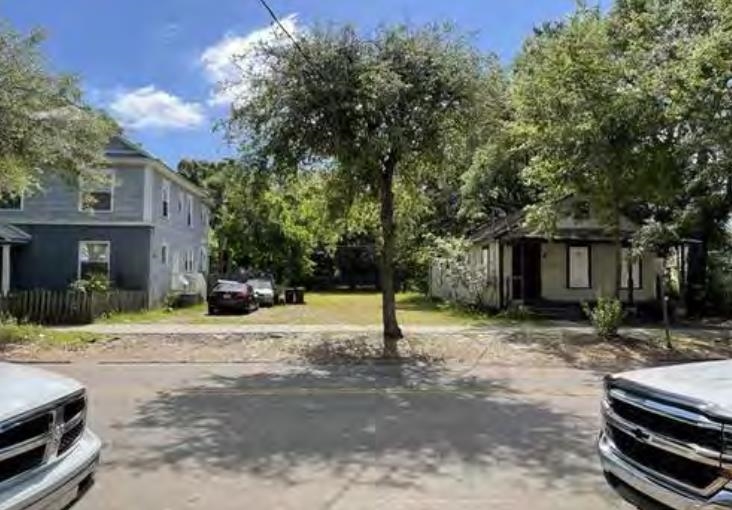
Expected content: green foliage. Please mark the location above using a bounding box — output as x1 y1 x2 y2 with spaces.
68 274 110 293
0 22 118 196
430 236 491 309
706 250 732 316
224 23 486 345
582 298 624 339
210 162 338 283
0 323 102 347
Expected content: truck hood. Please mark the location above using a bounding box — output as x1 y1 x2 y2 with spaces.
0 363 83 424
613 360 732 420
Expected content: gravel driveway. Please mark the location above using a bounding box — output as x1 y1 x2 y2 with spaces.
48 361 627 510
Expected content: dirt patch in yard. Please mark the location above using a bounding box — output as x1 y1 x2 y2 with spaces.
3 327 731 372
1 332 545 366
498 328 732 371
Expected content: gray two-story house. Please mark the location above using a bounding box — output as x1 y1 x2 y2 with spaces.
0 136 210 306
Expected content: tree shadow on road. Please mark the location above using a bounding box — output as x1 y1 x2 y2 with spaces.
106 340 609 502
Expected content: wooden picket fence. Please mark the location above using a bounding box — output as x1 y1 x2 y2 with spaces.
0 289 148 325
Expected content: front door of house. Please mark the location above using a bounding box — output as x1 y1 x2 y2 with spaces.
512 241 542 302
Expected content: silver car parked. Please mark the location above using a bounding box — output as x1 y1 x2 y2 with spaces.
246 278 277 307
0 363 100 510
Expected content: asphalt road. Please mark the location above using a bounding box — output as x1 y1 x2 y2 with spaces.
48 362 628 510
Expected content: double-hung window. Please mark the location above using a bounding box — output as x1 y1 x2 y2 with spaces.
199 247 208 272
567 245 591 289
80 169 114 212
186 195 193 227
162 181 171 218
78 241 110 279
0 193 22 210
184 249 195 272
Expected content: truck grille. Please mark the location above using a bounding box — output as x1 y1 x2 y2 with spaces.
0 392 86 485
604 384 727 495
608 394 723 451
608 423 721 490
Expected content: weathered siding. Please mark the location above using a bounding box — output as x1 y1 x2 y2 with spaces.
0 164 146 224
147 169 210 305
540 242 658 302
10 225 151 291
429 242 502 308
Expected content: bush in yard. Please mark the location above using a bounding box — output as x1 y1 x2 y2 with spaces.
582 297 624 340
69 273 110 293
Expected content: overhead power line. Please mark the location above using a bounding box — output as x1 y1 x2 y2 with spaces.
256 0 316 69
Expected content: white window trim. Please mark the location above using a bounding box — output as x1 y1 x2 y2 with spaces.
161 180 171 219
77 240 111 279
0 193 23 211
186 194 194 228
199 246 207 272
182 248 195 273
177 190 183 213
161 242 169 266
172 251 180 274
78 169 115 213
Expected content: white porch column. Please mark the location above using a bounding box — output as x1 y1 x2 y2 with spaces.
1 244 10 296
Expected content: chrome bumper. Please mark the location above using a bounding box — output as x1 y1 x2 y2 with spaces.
0 428 101 510
599 432 732 509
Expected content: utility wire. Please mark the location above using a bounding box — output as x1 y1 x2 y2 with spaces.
256 0 318 71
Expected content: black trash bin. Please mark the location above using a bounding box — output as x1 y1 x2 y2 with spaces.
294 287 305 304
285 288 296 304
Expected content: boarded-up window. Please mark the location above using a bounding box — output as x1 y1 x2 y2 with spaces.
567 245 591 289
620 248 642 289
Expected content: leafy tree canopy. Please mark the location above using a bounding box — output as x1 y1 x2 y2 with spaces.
0 23 118 195
224 23 486 353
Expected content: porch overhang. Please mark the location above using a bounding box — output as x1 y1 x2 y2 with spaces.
503 228 636 243
0 224 31 245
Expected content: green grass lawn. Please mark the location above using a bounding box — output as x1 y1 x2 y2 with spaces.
0 323 106 348
102 291 499 326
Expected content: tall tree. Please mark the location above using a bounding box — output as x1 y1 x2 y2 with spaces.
608 0 732 311
225 24 483 356
0 23 117 195
511 7 665 298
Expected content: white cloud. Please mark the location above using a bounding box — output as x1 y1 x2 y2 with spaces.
109 86 205 130
200 13 299 106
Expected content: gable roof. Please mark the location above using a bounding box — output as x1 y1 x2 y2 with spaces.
105 135 209 200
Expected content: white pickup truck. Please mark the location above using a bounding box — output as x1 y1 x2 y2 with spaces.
599 360 732 509
0 363 100 510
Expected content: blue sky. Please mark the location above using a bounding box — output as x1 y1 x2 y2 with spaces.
4 1 600 168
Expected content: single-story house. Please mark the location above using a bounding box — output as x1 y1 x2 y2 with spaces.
430 207 667 311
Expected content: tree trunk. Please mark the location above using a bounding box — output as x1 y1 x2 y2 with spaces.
379 163 403 358
627 249 635 307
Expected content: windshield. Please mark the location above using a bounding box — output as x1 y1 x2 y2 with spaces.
213 282 245 292
246 279 273 290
